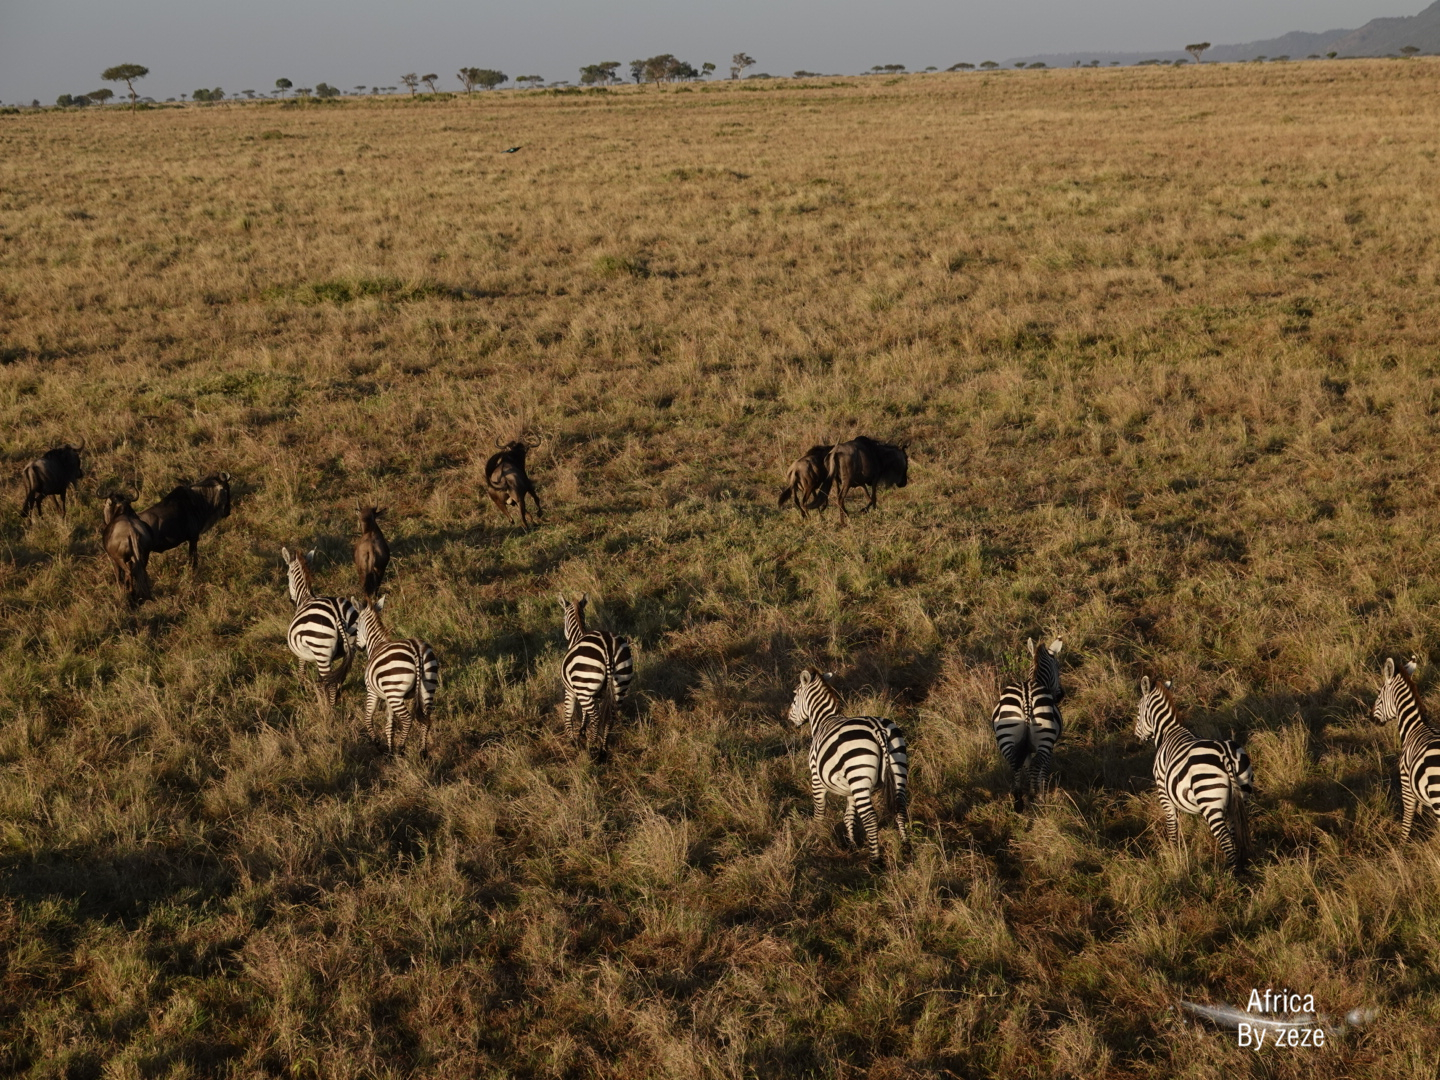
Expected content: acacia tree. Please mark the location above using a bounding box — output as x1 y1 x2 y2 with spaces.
88 88 115 104
401 73 419 95
102 63 149 111
421 73 439 92
702 61 716 78
476 69 507 90
730 53 755 79
275 77 292 97
1185 42 1211 63
579 61 621 85
1402 45 1421 56
458 68 479 93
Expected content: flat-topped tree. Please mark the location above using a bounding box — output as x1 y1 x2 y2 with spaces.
421 73 438 92
1185 42 1210 64
401 73 419 95
1402 45 1421 57
102 64 149 111
275 78 292 97
88 88 114 104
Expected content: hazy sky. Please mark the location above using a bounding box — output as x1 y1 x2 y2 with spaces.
1 0 1420 103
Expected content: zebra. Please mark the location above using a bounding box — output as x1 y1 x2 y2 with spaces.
1135 676 1251 870
1371 656 1440 840
786 668 910 862
281 546 359 708
557 594 634 754
990 637 1064 804
354 596 440 754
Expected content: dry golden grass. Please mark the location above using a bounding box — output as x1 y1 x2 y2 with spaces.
3 59 1440 1077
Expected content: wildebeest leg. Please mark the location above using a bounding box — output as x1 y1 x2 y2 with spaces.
528 489 543 520
188 538 200 570
864 485 878 513
835 481 850 524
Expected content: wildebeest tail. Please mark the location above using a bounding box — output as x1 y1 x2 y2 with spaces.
778 485 794 508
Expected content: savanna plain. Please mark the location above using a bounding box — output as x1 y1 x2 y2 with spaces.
2 59 1440 1080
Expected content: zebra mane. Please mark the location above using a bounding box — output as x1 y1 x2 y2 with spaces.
1394 661 1427 722
1150 677 1178 716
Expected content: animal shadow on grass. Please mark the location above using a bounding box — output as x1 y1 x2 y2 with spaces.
1 845 235 929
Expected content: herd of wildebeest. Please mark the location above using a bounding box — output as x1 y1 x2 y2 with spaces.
15 431 1440 870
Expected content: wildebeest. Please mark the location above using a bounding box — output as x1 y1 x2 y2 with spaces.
484 435 543 530
21 442 84 519
101 493 154 603
138 473 232 569
827 437 908 524
354 506 390 598
778 444 833 518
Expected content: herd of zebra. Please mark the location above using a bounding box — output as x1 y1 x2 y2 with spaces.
17 436 1440 871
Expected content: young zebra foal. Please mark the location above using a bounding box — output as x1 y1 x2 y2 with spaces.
991 637 1064 805
787 669 910 863
355 596 440 754
1372 657 1440 840
281 546 359 708
1135 676 1251 871
557 594 634 755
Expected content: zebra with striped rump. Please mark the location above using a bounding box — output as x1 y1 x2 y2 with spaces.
991 637 1064 804
787 668 910 862
558 594 634 754
1371 656 1440 840
355 596 440 754
281 546 358 708
1135 676 1250 870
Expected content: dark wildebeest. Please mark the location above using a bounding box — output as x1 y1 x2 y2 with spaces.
101 493 154 603
354 506 390 598
21 442 84 519
484 435 543 530
778 444 833 518
138 473 232 569
827 437 908 524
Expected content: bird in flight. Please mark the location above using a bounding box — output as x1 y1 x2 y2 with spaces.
502 146 523 153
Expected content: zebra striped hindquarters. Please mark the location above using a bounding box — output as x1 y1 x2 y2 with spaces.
787 668 910 863
1372 657 1440 840
990 637 1064 803
1135 676 1251 871
355 596 440 754
281 546 359 708
557 594 634 755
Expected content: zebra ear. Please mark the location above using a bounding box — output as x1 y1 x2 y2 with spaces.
823 671 835 681
1049 639 1063 656
281 546 292 563
1383 657 1395 681
375 595 386 613
1164 680 1172 689
1140 675 1152 696
306 548 317 563
1404 657 1418 677
1026 637 1036 657
799 669 816 685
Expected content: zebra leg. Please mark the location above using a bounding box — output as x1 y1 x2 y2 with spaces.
394 699 413 752
1159 794 1180 846
561 689 579 743
1031 749 1052 797
1401 782 1418 842
364 686 382 745
893 786 911 854
852 788 882 860
812 775 828 820
1201 804 1241 869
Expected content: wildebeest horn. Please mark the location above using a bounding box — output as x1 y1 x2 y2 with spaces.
75 438 86 451
525 432 542 448
219 472 231 483
496 438 507 449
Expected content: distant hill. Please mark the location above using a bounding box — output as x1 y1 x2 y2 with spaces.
1000 0 1440 68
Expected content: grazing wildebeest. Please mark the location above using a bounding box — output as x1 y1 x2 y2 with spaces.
101 493 154 603
21 442 84 519
354 506 390 598
778 444 833 518
484 435 543 530
138 473 231 569
827 437 908 524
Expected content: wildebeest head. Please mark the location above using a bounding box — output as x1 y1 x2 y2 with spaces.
193 472 232 522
